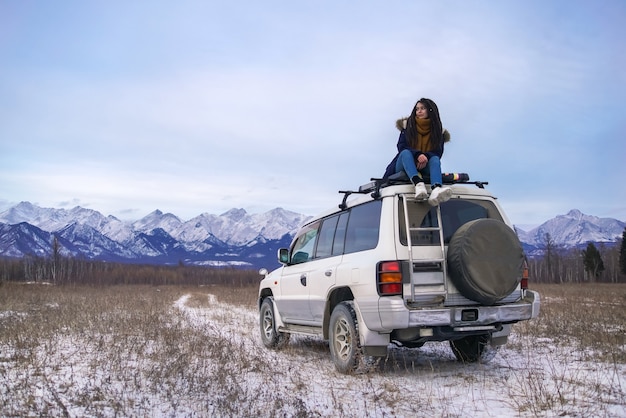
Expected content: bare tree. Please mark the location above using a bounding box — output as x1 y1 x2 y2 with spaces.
542 233 562 283
50 236 61 282
619 228 626 274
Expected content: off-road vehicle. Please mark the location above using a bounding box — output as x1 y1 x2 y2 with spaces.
258 174 540 374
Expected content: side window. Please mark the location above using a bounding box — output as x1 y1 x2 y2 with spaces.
315 215 339 259
344 200 382 254
332 212 349 256
290 221 320 264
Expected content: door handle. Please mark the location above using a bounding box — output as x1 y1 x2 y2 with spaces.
300 274 307 286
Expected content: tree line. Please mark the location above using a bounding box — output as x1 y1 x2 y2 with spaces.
0 249 261 287
527 228 626 283
1 228 625 286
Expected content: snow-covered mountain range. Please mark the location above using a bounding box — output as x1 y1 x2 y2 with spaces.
0 202 311 269
0 203 624 268
515 209 625 255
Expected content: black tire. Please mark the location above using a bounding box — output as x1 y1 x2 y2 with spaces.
329 302 362 374
259 298 290 349
447 218 524 305
450 334 497 363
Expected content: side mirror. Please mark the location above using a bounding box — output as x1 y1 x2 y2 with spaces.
278 248 289 265
258 268 268 278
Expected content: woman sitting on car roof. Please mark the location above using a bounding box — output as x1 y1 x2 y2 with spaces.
383 97 452 206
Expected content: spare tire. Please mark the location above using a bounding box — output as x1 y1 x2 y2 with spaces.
447 219 523 305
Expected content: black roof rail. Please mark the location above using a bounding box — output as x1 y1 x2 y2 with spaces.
357 172 488 196
340 172 488 209
337 189 370 210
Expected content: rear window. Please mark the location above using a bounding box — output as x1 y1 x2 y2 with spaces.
399 198 504 246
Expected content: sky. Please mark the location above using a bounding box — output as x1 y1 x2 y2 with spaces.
1 0 625 229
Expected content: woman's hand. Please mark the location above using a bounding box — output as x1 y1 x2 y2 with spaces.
416 154 428 170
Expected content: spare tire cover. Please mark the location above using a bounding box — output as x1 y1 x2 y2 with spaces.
447 218 523 305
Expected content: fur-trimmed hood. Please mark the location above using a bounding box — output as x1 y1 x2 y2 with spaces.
396 117 451 143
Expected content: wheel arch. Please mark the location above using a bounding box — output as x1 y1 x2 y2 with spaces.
323 286 354 339
258 287 274 310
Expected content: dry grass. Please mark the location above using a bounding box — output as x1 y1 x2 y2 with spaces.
0 281 624 416
2 284 222 415
497 283 626 416
514 283 626 363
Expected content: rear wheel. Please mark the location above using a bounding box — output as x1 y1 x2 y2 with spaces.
450 334 497 363
259 298 290 349
329 302 362 374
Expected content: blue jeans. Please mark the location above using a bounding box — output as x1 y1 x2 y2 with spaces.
395 149 443 185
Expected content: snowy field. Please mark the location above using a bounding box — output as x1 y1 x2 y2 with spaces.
0 284 624 417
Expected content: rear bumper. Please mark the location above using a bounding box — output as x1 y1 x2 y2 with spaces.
359 290 540 332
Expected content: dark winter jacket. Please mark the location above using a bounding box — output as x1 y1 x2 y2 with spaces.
383 118 451 179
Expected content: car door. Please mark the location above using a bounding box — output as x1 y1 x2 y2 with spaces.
275 221 320 324
307 213 347 324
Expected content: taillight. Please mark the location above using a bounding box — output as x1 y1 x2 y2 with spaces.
377 261 403 296
521 260 529 290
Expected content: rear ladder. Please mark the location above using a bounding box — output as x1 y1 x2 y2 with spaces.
401 195 448 304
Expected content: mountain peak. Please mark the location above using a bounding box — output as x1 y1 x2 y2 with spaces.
2 201 39 218
566 209 583 218
16 201 37 209
221 208 247 221
142 209 180 220
132 209 182 233
522 208 626 251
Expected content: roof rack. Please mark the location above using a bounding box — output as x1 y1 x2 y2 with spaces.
338 173 488 207
337 189 370 210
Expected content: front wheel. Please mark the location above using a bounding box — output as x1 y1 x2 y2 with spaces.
259 298 290 349
449 334 498 363
329 302 362 374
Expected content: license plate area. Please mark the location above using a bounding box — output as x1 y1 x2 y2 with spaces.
461 308 478 322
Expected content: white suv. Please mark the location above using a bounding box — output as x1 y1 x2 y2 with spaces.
258 175 540 374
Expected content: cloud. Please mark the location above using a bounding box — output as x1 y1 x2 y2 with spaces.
57 198 83 208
